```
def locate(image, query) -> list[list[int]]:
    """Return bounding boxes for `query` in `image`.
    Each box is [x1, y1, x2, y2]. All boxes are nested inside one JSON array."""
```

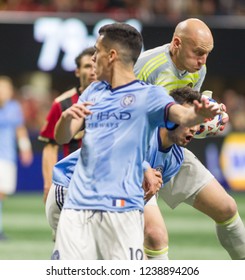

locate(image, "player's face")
[[75, 55, 97, 89], [168, 104, 200, 146], [92, 36, 111, 82], [177, 37, 213, 73]]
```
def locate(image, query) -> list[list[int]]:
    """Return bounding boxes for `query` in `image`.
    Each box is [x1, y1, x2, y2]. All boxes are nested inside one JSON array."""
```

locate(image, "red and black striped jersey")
[[38, 87, 83, 157]]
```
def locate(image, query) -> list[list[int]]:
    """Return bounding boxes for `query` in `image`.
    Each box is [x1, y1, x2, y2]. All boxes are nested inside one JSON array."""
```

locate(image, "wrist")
[[18, 138, 31, 151]]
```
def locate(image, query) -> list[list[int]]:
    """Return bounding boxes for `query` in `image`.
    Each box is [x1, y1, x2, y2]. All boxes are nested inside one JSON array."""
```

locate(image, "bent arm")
[[54, 102, 93, 144]]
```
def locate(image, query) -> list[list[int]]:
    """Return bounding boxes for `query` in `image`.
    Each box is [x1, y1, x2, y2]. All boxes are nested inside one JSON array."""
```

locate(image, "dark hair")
[[98, 22, 143, 64], [75, 47, 95, 68], [169, 86, 202, 105]]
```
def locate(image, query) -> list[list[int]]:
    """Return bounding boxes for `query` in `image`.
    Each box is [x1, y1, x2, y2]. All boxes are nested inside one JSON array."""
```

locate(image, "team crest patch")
[[121, 94, 135, 107], [51, 250, 60, 260]]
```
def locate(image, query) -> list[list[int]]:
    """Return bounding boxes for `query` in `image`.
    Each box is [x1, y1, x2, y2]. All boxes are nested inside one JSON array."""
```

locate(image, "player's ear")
[[173, 36, 181, 49], [108, 49, 117, 63], [74, 68, 80, 78]]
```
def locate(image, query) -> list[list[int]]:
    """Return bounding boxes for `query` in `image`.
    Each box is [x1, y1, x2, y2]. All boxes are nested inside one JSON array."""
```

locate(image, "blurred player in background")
[[0, 76, 33, 240], [134, 18, 245, 260], [38, 47, 96, 202]]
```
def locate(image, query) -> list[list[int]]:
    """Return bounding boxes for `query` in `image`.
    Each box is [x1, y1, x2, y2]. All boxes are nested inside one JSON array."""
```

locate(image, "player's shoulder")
[[137, 80, 167, 92], [7, 99, 22, 111], [90, 81, 107, 90], [54, 87, 77, 103], [8, 99, 20, 106], [139, 44, 168, 59], [86, 81, 110, 95], [135, 44, 170, 77]]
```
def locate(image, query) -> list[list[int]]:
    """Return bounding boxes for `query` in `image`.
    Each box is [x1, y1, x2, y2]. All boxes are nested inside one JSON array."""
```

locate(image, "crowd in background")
[[1, 0, 245, 137], [0, 0, 244, 19]]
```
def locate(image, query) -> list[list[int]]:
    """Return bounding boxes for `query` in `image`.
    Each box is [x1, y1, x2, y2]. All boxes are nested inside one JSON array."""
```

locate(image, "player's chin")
[[187, 66, 200, 73], [178, 137, 191, 146]]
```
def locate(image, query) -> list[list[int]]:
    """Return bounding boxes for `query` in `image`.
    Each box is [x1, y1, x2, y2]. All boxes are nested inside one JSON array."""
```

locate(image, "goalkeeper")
[[134, 18, 243, 260]]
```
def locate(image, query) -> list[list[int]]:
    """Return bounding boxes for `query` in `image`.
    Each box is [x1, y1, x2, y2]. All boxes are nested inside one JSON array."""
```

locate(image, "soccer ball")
[[194, 97, 223, 139]]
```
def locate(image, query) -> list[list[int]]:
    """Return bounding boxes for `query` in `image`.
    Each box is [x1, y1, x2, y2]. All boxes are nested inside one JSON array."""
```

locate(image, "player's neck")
[[110, 68, 136, 89], [159, 128, 172, 149], [110, 73, 136, 88]]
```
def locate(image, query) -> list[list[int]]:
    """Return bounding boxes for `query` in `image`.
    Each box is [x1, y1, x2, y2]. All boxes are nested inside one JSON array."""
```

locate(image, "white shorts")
[[158, 148, 214, 209], [52, 209, 144, 260], [146, 194, 158, 206], [45, 183, 67, 232], [0, 160, 17, 195]]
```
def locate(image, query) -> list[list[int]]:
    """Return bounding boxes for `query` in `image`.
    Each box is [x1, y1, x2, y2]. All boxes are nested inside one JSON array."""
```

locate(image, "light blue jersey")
[[63, 80, 176, 212], [52, 149, 80, 188], [53, 129, 184, 190], [0, 100, 24, 163], [147, 128, 184, 185]]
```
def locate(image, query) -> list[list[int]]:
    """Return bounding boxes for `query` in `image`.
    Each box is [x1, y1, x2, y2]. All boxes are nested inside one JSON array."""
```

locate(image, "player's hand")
[[143, 168, 163, 202], [62, 101, 94, 120], [218, 103, 229, 132], [193, 97, 221, 119], [19, 149, 33, 166], [202, 91, 229, 132], [219, 103, 229, 123]]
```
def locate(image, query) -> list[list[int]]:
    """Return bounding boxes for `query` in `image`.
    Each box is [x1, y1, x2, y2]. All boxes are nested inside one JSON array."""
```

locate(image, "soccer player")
[[52, 22, 220, 260], [38, 47, 97, 202], [0, 76, 33, 240], [134, 18, 245, 260], [45, 149, 162, 235]]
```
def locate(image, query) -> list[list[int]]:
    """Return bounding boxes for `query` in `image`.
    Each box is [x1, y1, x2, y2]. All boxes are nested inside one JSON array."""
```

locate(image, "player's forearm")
[[54, 102, 91, 144], [168, 104, 198, 127], [54, 112, 83, 144], [54, 114, 73, 144], [16, 126, 33, 166], [16, 126, 32, 152], [169, 100, 219, 128], [42, 144, 59, 202]]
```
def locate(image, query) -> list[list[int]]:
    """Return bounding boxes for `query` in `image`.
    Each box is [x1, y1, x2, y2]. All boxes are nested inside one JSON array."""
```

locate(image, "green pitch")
[[0, 192, 245, 260]]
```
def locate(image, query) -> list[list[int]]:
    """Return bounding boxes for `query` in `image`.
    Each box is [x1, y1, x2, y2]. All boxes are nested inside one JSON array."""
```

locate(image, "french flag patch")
[[113, 199, 125, 207]]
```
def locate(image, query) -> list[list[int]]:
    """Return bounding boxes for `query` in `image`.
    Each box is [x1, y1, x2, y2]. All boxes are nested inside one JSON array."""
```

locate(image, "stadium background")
[[0, 1, 245, 259]]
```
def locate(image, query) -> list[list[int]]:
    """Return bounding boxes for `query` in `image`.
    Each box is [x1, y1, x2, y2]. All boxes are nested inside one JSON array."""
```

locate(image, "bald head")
[[169, 18, 214, 72], [174, 18, 213, 47]]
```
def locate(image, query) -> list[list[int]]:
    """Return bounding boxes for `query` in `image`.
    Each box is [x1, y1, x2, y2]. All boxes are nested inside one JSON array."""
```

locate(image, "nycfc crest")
[[121, 94, 135, 107]]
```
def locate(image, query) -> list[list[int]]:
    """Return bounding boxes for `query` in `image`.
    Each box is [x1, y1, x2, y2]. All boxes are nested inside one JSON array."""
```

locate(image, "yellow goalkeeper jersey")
[[134, 43, 206, 93]]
